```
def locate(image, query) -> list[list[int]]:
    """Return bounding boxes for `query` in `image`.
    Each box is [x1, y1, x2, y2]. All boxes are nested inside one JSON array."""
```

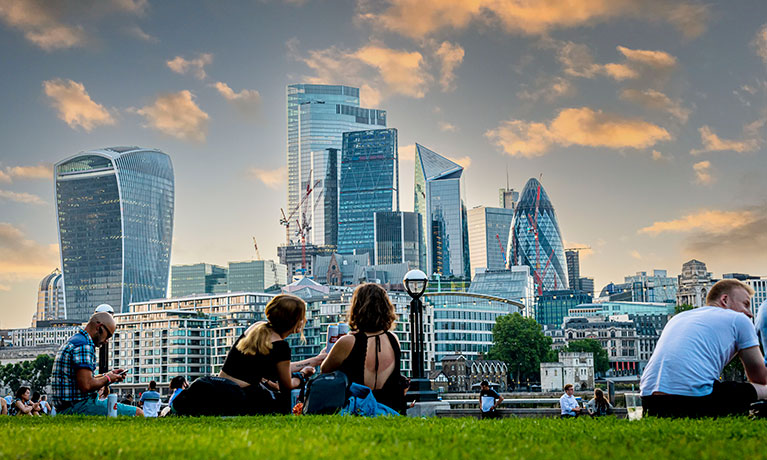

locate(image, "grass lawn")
[[1, 415, 764, 459]]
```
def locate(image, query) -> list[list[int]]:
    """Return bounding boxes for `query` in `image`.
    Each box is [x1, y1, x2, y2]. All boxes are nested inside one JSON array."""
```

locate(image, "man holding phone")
[[51, 312, 144, 416]]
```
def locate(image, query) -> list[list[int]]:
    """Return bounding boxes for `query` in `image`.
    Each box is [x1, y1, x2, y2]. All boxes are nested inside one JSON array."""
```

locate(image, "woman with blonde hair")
[[321, 283, 405, 413], [173, 294, 322, 415]]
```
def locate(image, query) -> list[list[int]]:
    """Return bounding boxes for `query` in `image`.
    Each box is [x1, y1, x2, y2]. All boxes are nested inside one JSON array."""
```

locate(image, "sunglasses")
[[99, 324, 113, 340]]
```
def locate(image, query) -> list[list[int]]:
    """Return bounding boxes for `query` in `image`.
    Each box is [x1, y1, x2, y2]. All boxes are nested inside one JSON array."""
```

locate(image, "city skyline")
[[1, 1, 767, 328]]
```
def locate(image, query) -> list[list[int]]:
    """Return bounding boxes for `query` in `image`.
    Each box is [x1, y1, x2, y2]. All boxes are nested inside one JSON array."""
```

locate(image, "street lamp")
[[95, 304, 114, 374], [403, 269, 437, 402]]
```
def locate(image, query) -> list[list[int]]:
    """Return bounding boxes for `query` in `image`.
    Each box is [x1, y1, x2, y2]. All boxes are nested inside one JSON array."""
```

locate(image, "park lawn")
[[0, 415, 764, 459]]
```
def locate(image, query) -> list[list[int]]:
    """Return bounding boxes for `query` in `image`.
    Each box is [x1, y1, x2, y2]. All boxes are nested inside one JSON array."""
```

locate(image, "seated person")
[[140, 381, 162, 417], [641, 279, 767, 418], [9, 387, 40, 416], [585, 388, 613, 416], [38, 395, 51, 415], [559, 384, 582, 417], [51, 312, 143, 416], [0, 397, 6, 415], [168, 376, 188, 406], [478, 380, 504, 419], [321, 283, 406, 414], [175, 294, 320, 415]]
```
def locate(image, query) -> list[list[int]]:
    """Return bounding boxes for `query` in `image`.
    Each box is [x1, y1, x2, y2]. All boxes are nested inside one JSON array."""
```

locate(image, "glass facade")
[[622, 270, 678, 303], [508, 178, 568, 295], [373, 211, 421, 267], [468, 266, 536, 315], [535, 290, 592, 327], [56, 147, 174, 320], [286, 84, 386, 247], [171, 263, 228, 297], [36, 268, 65, 324], [227, 260, 288, 292], [414, 144, 467, 277], [338, 128, 399, 256], [568, 301, 675, 318], [467, 206, 514, 277]]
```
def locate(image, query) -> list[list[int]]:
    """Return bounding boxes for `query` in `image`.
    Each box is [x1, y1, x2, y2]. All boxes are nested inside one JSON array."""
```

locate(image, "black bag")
[[172, 376, 247, 416], [303, 371, 349, 414]]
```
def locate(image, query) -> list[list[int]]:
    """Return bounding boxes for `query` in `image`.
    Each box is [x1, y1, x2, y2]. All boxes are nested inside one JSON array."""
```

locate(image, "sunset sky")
[[1, 0, 766, 328]]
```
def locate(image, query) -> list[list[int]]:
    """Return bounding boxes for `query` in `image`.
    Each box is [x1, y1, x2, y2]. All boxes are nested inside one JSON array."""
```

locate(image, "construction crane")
[[495, 233, 507, 266], [565, 246, 592, 252], [279, 173, 324, 275], [252, 237, 261, 260]]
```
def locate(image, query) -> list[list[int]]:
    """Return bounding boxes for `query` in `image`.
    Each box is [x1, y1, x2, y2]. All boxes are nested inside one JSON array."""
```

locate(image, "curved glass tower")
[[55, 147, 174, 321], [508, 178, 568, 295]]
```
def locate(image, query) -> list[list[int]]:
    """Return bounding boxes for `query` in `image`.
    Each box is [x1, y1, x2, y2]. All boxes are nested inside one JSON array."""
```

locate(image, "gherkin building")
[[507, 178, 568, 294]]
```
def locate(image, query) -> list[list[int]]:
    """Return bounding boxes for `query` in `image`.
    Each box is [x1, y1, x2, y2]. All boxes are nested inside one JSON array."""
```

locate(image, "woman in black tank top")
[[321, 284, 406, 413]]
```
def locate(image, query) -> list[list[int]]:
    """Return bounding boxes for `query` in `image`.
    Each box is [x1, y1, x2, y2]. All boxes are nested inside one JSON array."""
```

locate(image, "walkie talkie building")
[[55, 147, 174, 321]]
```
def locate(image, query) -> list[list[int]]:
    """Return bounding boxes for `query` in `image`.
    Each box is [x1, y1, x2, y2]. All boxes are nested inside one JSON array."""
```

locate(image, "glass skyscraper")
[[467, 206, 515, 277], [171, 263, 228, 297], [338, 128, 398, 256], [508, 177, 568, 295], [286, 84, 386, 247], [373, 211, 421, 267], [55, 147, 174, 321], [414, 144, 467, 277]]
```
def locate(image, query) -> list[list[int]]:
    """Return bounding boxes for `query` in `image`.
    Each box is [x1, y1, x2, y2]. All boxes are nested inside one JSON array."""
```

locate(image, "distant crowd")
[[5, 278, 767, 419]]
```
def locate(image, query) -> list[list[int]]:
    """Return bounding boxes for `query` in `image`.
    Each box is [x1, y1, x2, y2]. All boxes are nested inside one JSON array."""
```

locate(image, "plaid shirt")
[[51, 328, 97, 407]]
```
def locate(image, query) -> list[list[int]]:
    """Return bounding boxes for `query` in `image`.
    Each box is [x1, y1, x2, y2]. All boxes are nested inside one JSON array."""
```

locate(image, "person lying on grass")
[[51, 312, 143, 416], [174, 294, 323, 416], [641, 279, 767, 418]]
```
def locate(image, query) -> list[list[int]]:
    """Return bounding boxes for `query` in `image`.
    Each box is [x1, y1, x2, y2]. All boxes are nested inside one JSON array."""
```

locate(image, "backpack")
[[303, 371, 349, 414]]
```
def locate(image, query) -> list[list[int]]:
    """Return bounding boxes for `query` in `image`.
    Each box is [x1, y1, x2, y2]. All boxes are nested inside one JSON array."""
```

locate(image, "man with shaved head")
[[51, 312, 143, 416]]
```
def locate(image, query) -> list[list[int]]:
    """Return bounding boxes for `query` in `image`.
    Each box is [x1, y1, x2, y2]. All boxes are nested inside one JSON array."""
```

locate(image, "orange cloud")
[[249, 167, 287, 189], [517, 76, 574, 102], [620, 89, 690, 122], [447, 156, 471, 169], [352, 45, 428, 98], [0, 189, 46, 205], [690, 126, 759, 155], [557, 42, 676, 81], [167, 53, 213, 80], [651, 150, 672, 162], [486, 107, 670, 158], [358, 0, 708, 39], [435, 41, 465, 92], [693, 160, 714, 185], [213, 82, 261, 116], [617, 46, 677, 68], [136, 90, 209, 142], [438, 121, 457, 132], [638, 209, 755, 235], [0, 223, 59, 282], [42, 79, 115, 131], [5, 164, 51, 180]]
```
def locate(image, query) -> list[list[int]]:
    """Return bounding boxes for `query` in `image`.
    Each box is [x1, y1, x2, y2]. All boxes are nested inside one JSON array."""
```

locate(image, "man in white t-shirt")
[[559, 383, 582, 417], [140, 381, 162, 418], [640, 279, 767, 418]]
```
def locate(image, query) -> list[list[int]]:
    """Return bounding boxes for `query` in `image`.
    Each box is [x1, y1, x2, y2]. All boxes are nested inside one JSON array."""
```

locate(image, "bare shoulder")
[[335, 334, 356, 348]]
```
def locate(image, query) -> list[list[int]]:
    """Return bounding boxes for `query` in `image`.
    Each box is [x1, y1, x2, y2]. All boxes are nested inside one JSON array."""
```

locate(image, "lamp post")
[[95, 304, 114, 374], [403, 269, 437, 402]]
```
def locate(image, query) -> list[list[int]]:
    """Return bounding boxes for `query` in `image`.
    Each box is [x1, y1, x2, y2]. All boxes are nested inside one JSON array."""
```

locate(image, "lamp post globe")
[[403, 269, 437, 403]]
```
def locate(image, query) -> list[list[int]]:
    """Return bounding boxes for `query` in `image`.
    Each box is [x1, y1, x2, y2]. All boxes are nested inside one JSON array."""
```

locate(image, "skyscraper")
[[508, 178, 568, 294], [373, 211, 421, 267], [286, 84, 386, 247], [565, 249, 580, 290], [338, 128, 399, 256], [55, 147, 174, 320], [467, 206, 514, 277], [414, 144, 467, 277], [171, 263, 228, 297], [35, 268, 65, 325]]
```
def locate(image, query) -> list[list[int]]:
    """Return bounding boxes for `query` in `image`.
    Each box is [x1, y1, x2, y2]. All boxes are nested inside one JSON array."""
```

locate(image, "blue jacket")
[[340, 383, 400, 417]]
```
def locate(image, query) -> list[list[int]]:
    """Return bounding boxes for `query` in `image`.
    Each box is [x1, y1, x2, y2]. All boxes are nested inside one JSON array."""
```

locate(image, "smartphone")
[[116, 369, 129, 376]]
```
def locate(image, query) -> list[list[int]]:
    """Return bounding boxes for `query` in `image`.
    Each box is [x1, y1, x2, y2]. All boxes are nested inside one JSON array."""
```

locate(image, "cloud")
[[42, 79, 115, 131], [435, 41, 464, 92], [639, 206, 767, 260], [447, 156, 471, 169], [690, 126, 759, 155], [557, 42, 676, 82], [0, 223, 59, 282], [651, 150, 672, 161], [357, 0, 709, 39], [693, 160, 714, 185], [485, 107, 671, 158], [249, 167, 287, 189], [0, 0, 147, 51], [517, 76, 574, 102], [124, 25, 157, 42], [135, 91, 209, 142], [438, 121, 457, 132], [0, 164, 52, 183], [752, 24, 767, 66], [620, 89, 690, 123], [0, 190, 46, 205], [630, 250, 642, 260], [167, 53, 213, 80], [212, 82, 261, 115], [638, 209, 754, 235], [290, 41, 430, 104]]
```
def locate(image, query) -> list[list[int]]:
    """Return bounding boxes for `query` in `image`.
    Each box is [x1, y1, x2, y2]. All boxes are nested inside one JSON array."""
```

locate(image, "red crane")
[[495, 233, 507, 267], [280, 175, 321, 274]]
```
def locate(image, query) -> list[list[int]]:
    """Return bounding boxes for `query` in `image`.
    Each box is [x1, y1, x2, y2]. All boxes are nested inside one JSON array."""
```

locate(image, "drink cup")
[[107, 393, 118, 417], [338, 322, 349, 336]]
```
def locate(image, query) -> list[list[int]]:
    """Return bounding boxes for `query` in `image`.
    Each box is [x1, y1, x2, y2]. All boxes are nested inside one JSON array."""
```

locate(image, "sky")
[[0, 0, 766, 329]]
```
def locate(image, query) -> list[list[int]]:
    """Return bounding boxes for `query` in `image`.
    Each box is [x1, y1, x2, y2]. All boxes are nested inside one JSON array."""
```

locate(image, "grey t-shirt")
[[640, 306, 758, 397]]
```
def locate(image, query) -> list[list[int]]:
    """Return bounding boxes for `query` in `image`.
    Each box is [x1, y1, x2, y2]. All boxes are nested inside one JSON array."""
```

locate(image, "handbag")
[[302, 371, 349, 414]]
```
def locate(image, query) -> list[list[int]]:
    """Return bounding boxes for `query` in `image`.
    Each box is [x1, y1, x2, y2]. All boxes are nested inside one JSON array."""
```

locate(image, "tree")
[[563, 338, 610, 375], [488, 313, 552, 383], [0, 354, 54, 392], [674, 304, 694, 316]]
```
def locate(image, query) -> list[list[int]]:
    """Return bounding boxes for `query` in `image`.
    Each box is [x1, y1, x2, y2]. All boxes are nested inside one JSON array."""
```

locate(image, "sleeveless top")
[[221, 335, 291, 386], [338, 331, 405, 414]]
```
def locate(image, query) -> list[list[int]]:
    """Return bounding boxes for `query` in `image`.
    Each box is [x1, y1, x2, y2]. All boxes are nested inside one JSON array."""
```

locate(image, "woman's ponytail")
[[236, 321, 273, 355]]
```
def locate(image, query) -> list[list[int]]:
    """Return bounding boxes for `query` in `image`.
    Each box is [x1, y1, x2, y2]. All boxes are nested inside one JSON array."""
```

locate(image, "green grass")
[[1, 416, 764, 459]]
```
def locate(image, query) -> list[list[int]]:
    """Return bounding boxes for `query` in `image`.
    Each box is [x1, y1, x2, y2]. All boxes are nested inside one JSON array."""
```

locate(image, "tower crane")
[[279, 173, 324, 275], [252, 237, 262, 260]]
